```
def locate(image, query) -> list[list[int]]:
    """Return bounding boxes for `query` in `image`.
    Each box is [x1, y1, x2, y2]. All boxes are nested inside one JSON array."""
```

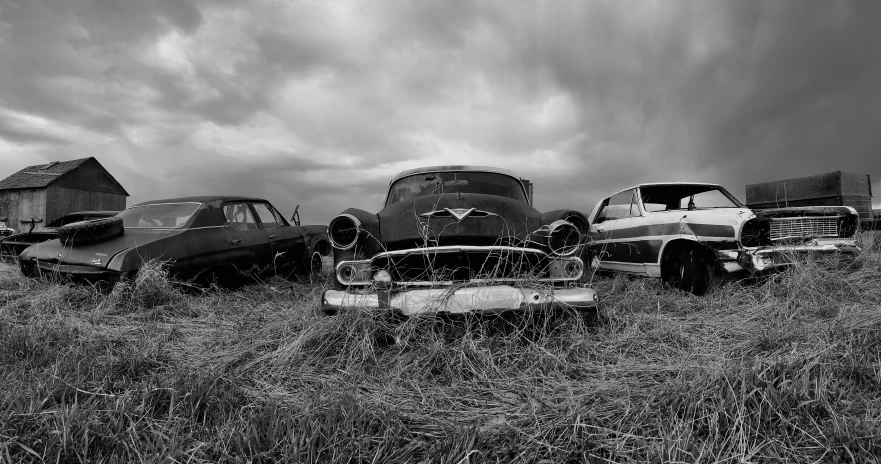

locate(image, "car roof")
[[389, 165, 520, 184], [64, 210, 119, 217], [132, 196, 265, 207], [606, 182, 724, 198]]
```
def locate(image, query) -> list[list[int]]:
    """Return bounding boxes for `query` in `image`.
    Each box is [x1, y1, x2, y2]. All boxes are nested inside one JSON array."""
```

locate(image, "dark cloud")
[[0, 0, 879, 225]]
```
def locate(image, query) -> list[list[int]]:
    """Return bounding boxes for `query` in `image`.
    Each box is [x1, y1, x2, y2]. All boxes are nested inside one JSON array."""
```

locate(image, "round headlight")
[[548, 220, 582, 256], [338, 263, 357, 283], [328, 214, 360, 250]]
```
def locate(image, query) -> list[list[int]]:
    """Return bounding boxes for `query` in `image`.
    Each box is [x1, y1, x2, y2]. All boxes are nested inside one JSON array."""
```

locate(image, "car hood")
[[19, 229, 186, 268], [377, 193, 541, 250]]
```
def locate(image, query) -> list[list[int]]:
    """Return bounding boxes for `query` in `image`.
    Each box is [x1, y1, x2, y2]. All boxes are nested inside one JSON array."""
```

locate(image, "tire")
[[310, 251, 323, 275], [58, 217, 124, 246], [663, 244, 714, 295]]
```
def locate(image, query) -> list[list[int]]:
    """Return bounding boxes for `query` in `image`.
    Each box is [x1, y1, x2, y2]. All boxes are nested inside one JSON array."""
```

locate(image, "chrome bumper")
[[321, 284, 599, 316], [713, 240, 861, 274]]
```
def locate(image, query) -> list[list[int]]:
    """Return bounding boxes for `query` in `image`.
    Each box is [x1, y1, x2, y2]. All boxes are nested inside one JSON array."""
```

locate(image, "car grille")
[[769, 217, 838, 241], [371, 246, 549, 283]]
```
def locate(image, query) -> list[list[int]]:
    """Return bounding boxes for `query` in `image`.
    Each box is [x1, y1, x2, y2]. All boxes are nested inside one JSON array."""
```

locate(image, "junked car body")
[[0, 211, 119, 257], [321, 165, 598, 316], [19, 196, 329, 286], [588, 183, 861, 294]]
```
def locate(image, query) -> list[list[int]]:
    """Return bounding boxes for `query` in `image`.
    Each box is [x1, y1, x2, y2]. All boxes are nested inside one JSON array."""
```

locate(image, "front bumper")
[[712, 240, 861, 274], [321, 284, 599, 316]]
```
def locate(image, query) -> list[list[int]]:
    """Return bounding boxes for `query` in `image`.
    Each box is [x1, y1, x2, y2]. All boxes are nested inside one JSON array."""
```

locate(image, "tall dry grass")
[[0, 239, 879, 462]]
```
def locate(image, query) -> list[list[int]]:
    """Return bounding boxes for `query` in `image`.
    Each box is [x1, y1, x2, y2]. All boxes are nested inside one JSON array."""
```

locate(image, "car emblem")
[[420, 208, 498, 222]]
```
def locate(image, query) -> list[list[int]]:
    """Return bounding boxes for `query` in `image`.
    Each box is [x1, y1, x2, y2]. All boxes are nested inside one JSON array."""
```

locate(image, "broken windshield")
[[386, 172, 527, 205]]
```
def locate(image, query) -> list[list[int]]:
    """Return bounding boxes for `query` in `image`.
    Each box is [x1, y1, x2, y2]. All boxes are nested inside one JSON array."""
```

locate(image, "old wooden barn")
[[0, 157, 128, 233]]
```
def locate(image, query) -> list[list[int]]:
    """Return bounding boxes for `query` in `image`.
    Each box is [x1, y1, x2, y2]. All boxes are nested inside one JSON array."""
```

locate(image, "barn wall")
[[0, 189, 48, 232], [52, 158, 127, 196], [45, 187, 127, 225]]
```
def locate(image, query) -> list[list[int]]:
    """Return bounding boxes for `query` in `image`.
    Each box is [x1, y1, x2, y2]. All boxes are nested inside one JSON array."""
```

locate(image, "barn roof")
[[0, 157, 129, 195]]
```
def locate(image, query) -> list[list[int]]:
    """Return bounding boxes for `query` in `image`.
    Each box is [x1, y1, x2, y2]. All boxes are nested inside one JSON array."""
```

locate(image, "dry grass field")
[[1, 233, 879, 463]]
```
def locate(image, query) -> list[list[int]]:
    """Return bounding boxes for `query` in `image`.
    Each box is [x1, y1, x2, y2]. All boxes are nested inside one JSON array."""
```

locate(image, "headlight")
[[547, 220, 582, 256], [328, 214, 360, 250]]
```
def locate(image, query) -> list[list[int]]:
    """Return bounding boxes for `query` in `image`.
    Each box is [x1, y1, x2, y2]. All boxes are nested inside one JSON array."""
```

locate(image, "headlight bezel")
[[328, 214, 361, 250], [547, 220, 582, 256]]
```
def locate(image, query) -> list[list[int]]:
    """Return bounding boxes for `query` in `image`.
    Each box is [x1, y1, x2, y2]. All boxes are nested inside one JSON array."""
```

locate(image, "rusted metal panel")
[[746, 171, 873, 225]]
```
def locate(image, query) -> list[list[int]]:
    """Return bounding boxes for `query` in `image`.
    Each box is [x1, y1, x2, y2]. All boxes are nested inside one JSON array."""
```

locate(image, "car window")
[[118, 203, 201, 229], [387, 172, 527, 205], [678, 189, 738, 209], [596, 189, 638, 222], [224, 203, 258, 232], [252, 203, 280, 228]]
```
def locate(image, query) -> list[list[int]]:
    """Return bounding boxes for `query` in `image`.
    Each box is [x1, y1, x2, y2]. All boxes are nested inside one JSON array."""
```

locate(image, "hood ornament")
[[420, 208, 498, 222]]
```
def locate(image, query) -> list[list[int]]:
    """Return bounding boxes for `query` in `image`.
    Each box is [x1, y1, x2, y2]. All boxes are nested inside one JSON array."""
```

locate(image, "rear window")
[[118, 203, 201, 229], [387, 172, 527, 205]]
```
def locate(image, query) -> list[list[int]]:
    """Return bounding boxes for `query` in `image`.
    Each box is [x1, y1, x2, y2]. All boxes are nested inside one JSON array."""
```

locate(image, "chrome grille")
[[769, 217, 838, 241]]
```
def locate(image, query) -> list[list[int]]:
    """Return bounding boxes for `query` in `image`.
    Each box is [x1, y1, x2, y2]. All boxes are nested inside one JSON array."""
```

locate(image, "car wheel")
[[310, 251, 323, 275], [58, 217, 124, 246], [663, 244, 714, 295]]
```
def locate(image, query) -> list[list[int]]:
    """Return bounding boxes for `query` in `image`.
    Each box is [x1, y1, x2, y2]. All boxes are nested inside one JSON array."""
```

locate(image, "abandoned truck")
[[588, 183, 861, 295], [321, 165, 598, 315], [18, 196, 329, 286]]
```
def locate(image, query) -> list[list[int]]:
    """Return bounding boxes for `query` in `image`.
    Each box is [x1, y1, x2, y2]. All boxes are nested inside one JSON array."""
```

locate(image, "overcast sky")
[[1, 0, 879, 223]]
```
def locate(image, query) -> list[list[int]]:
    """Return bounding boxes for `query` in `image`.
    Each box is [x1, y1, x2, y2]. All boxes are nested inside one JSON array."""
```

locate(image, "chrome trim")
[[335, 251, 584, 287], [372, 245, 548, 259], [545, 220, 582, 256], [328, 214, 361, 250], [321, 285, 598, 315], [419, 208, 499, 221]]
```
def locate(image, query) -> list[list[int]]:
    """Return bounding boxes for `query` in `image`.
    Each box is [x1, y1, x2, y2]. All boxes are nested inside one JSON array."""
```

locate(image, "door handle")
[[230, 239, 241, 245], [268, 235, 277, 239]]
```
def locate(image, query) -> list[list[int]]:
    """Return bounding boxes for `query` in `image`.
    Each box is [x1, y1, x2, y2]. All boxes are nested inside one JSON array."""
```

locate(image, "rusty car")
[[18, 196, 329, 286], [321, 165, 599, 316], [1, 210, 119, 257], [587, 182, 861, 294]]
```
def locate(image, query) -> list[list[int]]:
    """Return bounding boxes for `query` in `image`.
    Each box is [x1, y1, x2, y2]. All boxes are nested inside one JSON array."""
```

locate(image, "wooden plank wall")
[[0, 189, 48, 232], [45, 187, 127, 225]]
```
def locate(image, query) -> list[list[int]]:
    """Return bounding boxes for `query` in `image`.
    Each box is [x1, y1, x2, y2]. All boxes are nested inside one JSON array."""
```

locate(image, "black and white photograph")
[[0, 0, 879, 462]]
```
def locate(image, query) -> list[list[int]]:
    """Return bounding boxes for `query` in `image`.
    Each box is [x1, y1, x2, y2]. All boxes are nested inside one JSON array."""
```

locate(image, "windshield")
[[118, 203, 201, 228], [640, 185, 743, 211], [386, 172, 527, 205]]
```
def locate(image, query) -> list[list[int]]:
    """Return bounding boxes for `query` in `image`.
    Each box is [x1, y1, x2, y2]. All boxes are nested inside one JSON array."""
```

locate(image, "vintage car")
[[587, 182, 861, 294], [0, 211, 119, 257], [0, 218, 13, 238], [18, 196, 329, 286], [321, 165, 599, 316]]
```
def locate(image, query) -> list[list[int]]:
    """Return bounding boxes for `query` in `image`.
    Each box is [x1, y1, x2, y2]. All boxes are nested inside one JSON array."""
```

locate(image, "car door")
[[588, 189, 648, 274], [250, 201, 306, 277], [222, 202, 272, 278]]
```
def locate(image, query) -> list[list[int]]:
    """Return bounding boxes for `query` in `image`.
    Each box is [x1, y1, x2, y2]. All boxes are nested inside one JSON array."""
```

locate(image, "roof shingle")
[[0, 158, 93, 190]]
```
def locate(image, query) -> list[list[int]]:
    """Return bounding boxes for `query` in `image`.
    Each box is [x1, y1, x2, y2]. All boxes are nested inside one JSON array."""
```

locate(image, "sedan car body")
[[588, 183, 861, 294], [321, 166, 598, 316], [19, 196, 328, 286], [0, 211, 119, 257]]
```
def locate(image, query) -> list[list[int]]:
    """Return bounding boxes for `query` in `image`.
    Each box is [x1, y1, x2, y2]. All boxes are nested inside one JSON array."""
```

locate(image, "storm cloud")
[[1, 0, 879, 223]]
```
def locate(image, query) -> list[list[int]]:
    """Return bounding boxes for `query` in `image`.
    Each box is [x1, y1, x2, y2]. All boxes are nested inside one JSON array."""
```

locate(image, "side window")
[[252, 203, 280, 228], [597, 189, 638, 221], [223, 203, 257, 232]]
